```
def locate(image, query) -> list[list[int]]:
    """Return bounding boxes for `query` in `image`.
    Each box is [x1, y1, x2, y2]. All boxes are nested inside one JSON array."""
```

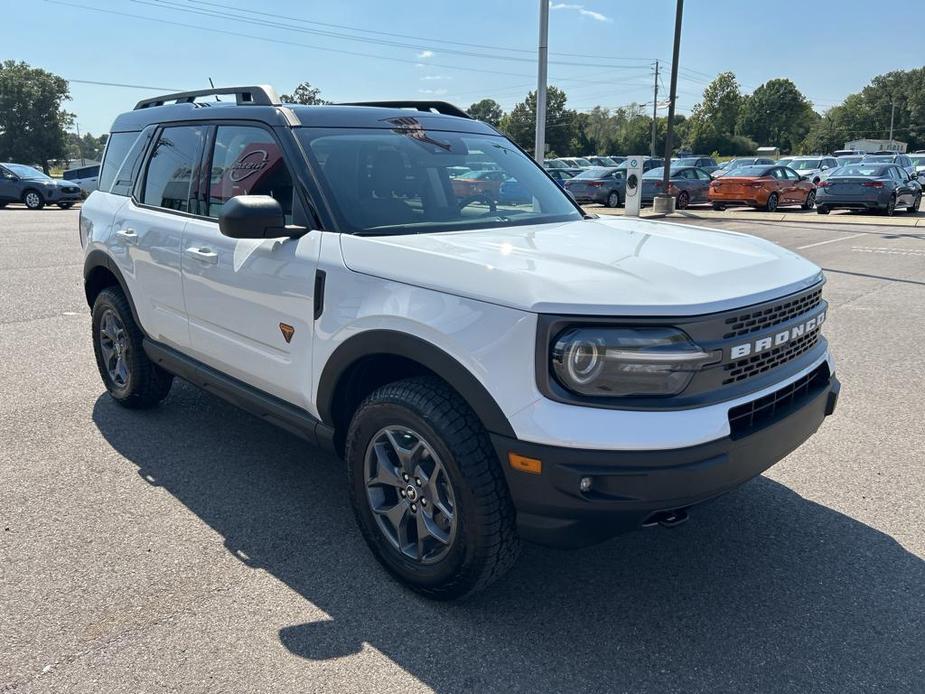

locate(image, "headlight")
[[551, 327, 716, 397]]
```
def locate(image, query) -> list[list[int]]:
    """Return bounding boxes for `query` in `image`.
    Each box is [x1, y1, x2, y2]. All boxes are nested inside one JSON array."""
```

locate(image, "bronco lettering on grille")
[[729, 310, 826, 360]]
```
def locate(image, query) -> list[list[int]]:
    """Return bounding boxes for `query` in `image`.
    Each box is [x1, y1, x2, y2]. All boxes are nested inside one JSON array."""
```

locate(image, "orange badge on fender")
[[279, 323, 295, 343]]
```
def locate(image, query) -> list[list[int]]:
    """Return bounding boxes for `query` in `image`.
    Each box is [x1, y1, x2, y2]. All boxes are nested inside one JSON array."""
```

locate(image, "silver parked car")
[[816, 162, 921, 215], [641, 166, 713, 208]]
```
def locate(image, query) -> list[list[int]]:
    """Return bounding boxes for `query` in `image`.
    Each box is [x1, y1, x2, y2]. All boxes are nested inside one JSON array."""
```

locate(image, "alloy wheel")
[[767, 194, 778, 212], [677, 191, 689, 209], [98, 308, 129, 389], [25, 192, 41, 209], [364, 426, 458, 564]]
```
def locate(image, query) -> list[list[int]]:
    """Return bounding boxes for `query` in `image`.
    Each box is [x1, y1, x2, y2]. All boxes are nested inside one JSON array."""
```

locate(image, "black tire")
[[883, 195, 896, 216], [91, 287, 173, 409], [711, 202, 726, 211], [22, 189, 45, 210], [764, 192, 779, 212], [801, 190, 816, 210], [676, 191, 690, 210], [346, 376, 520, 600], [817, 205, 830, 215], [57, 202, 74, 209], [0, 202, 7, 209], [605, 190, 620, 208], [908, 194, 921, 214]]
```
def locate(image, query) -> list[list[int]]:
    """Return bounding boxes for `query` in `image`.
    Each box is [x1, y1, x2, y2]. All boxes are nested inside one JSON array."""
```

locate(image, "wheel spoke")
[[385, 429, 425, 473], [421, 508, 450, 545], [115, 357, 128, 385], [375, 499, 410, 541], [367, 443, 403, 489]]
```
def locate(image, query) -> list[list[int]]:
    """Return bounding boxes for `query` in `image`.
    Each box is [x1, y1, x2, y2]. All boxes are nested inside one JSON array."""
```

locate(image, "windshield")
[[863, 155, 894, 162], [790, 159, 821, 169], [545, 159, 567, 169], [574, 158, 593, 167], [673, 158, 699, 166], [908, 155, 925, 166], [837, 156, 864, 165], [297, 128, 581, 235], [727, 166, 771, 177], [776, 159, 793, 167], [832, 165, 888, 177], [574, 167, 617, 179], [5, 164, 51, 180]]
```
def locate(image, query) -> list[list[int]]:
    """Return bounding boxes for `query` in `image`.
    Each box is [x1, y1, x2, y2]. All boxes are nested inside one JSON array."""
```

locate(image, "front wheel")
[[883, 195, 896, 216], [92, 287, 173, 408], [764, 192, 779, 212], [22, 190, 45, 210], [817, 205, 830, 215], [346, 377, 520, 600], [801, 190, 816, 210], [605, 191, 620, 208], [908, 194, 921, 214], [711, 202, 726, 211]]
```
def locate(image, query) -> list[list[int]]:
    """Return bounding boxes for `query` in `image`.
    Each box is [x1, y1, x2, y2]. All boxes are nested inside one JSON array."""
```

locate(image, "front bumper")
[[492, 366, 839, 548]]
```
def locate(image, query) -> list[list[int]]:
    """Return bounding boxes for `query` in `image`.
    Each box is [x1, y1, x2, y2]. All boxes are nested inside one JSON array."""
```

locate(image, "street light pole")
[[534, 0, 549, 163], [654, 0, 684, 215], [889, 98, 896, 146], [650, 60, 659, 159]]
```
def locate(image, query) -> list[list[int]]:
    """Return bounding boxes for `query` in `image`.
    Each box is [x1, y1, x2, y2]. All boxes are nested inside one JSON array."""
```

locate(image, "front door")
[[181, 124, 321, 408], [0, 166, 18, 202]]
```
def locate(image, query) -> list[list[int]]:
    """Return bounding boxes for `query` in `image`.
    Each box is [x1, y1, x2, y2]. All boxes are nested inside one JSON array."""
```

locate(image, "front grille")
[[728, 363, 829, 437], [722, 288, 822, 339], [722, 330, 820, 385]]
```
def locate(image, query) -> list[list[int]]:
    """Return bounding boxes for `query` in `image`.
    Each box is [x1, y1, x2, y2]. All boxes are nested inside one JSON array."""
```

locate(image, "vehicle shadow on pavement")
[[93, 382, 924, 693]]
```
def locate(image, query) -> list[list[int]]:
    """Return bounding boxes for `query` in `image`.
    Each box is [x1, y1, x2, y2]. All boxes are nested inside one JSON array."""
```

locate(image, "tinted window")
[[110, 126, 155, 197], [575, 167, 617, 179], [298, 128, 581, 235], [99, 133, 140, 193], [784, 168, 801, 180], [733, 166, 772, 177], [208, 125, 294, 221], [694, 168, 712, 181], [142, 126, 204, 212]]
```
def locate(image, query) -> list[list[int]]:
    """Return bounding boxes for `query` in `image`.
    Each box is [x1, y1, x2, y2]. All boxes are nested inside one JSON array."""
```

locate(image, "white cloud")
[[421, 75, 451, 81], [418, 88, 448, 95], [416, 50, 434, 59], [549, 3, 611, 22]]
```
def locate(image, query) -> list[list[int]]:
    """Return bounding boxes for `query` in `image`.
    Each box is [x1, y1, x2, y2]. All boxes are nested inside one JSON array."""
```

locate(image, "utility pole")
[[75, 121, 84, 167], [650, 61, 659, 158], [654, 0, 684, 214], [888, 98, 896, 146], [534, 0, 549, 163]]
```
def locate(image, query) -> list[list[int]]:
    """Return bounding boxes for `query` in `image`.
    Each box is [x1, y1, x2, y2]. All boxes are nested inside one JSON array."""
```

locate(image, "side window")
[[208, 125, 294, 221], [695, 169, 711, 181], [142, 125, 204, 212], [99, 132, 140, 193], [786, 168, 801, 180], [770, 168, 786, 180], [110, 126, 155, 197]]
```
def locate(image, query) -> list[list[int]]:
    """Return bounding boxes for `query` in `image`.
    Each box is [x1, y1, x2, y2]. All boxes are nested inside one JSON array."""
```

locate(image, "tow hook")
[[642, 509, 690, 529]]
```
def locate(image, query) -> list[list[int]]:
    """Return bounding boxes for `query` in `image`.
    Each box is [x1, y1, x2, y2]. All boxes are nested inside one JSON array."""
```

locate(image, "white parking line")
[[797, 232, 866, 250]]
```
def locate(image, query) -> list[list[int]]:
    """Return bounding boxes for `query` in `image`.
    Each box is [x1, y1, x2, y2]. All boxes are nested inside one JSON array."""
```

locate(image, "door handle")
[[116, 228, 138, 245], [185, 247, 218, 264]]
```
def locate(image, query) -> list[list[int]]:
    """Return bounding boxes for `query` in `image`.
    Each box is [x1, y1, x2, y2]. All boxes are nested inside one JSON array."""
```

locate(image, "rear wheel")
[[908, 194, 921, 214], [711, 202, 726, 211], [801, 190, 816, 210], [92, 287, 173, 408], [22, 190, 44, 210], [606, 190, 620, 208], [764, 192, 779, 212], [676, 190, 690, 210], [346, 376, 519, 600], [883, 195, 896, 216]]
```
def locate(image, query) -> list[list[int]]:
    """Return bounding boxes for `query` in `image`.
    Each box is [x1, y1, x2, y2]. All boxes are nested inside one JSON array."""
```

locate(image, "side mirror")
[[219, 195, 290, 239]]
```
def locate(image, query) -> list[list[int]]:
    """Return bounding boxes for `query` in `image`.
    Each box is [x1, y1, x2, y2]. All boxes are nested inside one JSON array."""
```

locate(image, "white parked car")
[[62, 163, 100, 197], [777, 156, 840, 183], [80, 86, 840, 599]]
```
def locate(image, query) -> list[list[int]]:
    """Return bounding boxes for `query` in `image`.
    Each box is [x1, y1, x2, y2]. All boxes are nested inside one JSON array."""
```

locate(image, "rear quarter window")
[[99, 132, 139, 193]]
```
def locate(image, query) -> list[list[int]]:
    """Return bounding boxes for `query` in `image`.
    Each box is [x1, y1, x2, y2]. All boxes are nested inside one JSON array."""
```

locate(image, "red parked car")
[[708, 165, 816, 212]]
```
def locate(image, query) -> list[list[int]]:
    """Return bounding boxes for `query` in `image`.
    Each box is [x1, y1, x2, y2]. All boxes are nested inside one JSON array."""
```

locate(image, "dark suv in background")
[[0, 163, 83, 209]]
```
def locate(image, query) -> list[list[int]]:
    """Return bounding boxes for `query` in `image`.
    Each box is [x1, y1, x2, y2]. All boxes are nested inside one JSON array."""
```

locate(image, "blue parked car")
[[816, 162, 921, 215]]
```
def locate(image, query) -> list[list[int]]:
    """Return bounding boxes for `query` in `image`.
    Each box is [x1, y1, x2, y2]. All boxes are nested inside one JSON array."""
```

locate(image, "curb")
[[586, 206, 925, 228]]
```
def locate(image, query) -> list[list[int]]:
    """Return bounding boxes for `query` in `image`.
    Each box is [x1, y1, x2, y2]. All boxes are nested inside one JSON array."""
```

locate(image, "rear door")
[[181, 123, 321, 408], [691, 167, 712, 202], [890, 166, 913, 206]]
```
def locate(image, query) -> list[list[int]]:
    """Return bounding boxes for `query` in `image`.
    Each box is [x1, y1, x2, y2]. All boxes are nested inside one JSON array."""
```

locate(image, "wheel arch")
[[83, 250, 143, 330], [317, 330, 516, 453]]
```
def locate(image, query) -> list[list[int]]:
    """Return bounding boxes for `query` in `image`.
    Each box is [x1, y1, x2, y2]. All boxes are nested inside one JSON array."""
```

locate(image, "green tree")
[[281, 82, 328, 105], [67, 131, 108, 163], [466, 98, 504, 126], [505, 86, 578, 156], [685, 72, 747, 154], [737, 79, 817, 154], [0, 61, 72, 172]]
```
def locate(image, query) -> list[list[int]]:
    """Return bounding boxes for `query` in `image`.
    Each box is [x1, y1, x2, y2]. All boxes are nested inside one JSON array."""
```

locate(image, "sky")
[[2, 0, 921, 136]]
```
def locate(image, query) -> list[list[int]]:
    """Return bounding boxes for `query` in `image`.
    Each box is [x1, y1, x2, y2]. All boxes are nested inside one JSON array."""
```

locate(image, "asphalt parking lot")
[[1, 208, 923, 693]]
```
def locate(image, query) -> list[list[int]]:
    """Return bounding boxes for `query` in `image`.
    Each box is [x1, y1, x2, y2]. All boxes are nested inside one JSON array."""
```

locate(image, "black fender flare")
[[83, 249, 144, 329], [316, 329, 516, 438]]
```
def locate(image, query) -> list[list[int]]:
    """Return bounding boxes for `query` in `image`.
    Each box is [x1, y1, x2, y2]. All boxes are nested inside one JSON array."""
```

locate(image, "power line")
[[67, 78, 183, 91]]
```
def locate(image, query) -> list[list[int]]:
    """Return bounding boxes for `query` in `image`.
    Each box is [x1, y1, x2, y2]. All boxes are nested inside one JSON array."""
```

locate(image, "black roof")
[[110, 86, 495, 135]]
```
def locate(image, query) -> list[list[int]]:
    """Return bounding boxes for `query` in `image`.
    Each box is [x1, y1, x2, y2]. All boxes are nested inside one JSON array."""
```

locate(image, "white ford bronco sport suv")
[[80, 86, 839, 599]]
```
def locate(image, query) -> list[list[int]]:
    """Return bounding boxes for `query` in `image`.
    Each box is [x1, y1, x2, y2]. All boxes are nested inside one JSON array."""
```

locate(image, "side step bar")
[[143, 339, 336, 453]]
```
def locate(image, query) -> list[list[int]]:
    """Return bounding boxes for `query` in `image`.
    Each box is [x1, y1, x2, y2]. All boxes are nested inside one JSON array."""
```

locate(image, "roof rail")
[[337, 100, 471, 119], [134, 85, 281, 110]]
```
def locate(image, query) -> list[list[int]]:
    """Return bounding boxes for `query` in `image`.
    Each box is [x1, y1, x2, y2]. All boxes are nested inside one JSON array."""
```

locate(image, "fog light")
[[579, 476, 593, 492]]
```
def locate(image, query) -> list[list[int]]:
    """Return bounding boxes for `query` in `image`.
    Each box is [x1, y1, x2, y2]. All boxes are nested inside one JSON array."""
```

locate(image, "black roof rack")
[[134, 85, 281, 110], [337, 100, 471, 119]]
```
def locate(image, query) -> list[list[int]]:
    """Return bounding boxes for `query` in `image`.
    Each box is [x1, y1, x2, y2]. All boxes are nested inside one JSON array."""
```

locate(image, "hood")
[[339, 217, 822, 316]]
